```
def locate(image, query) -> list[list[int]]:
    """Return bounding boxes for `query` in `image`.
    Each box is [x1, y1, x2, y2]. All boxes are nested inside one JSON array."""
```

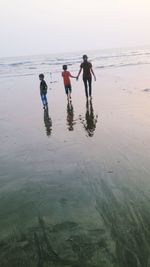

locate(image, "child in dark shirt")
[[62, 65, 76, 101], [39, 73, 48, 109]]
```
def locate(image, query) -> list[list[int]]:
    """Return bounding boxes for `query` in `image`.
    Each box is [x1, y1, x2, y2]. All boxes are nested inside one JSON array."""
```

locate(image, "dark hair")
[[83, 55, 88, 60], [39, 73, 44, 79], [63, 65, 67, 70]]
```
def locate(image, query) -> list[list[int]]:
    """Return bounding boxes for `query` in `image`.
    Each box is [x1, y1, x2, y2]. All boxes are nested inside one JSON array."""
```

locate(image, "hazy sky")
[[0, 0, 150, 57]]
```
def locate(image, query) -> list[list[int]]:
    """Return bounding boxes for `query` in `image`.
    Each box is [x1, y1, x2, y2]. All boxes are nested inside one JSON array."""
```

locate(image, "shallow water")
[[1, 51, 150, 266]]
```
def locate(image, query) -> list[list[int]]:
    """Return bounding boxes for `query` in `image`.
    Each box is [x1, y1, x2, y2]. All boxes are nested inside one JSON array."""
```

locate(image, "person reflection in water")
[[67, 101, 75, 131], [80, 100, 98, 137], [43, 105, 52, 136]]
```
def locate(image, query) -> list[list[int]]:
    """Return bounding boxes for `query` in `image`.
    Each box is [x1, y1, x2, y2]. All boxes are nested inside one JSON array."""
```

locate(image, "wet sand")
[[1, 65, 150, 266]]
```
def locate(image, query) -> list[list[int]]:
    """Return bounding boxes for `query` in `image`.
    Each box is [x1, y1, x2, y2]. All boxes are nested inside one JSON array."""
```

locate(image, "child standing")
[[62, 65, 76, 101], [39, 73, 48, 109]]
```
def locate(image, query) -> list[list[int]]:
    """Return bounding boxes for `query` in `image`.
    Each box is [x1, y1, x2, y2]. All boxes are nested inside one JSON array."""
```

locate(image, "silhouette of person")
[[66, 101, 75, 131], [77, 55, 96, 100], [43, 105, 52, 136], [80, 100, 98, 137]]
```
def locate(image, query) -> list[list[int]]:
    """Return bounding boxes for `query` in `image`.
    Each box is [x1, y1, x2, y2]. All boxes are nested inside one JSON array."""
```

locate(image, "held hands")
[[76, 76, 96, 81]]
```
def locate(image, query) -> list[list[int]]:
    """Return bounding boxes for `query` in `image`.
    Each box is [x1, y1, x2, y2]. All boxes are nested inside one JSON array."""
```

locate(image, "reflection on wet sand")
[[1, 174, 150, 267], [2, 68, 150, 267], [43, 105, 52, 136], [79, 100, 98, 137], [66, 101, 76, 131], [95, 178, 150, 267]]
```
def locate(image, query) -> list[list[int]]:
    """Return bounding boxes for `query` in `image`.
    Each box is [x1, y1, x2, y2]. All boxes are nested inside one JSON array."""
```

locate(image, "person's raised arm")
[[70, 73, 77, 79]]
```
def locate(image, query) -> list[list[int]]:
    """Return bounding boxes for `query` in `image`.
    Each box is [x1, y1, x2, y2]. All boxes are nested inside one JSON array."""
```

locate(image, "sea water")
[[1, 46, 150, 79]]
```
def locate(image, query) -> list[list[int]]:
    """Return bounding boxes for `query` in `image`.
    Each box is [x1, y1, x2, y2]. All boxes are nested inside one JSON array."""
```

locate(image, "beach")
[[1, 49, 150, 266]]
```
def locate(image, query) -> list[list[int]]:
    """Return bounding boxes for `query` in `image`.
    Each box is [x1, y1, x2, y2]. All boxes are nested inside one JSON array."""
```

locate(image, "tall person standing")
[[77, 55, 96, 100]]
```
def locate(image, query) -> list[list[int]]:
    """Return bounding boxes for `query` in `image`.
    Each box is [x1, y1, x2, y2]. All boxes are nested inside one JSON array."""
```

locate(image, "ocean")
[[1, 46, 150, 79]]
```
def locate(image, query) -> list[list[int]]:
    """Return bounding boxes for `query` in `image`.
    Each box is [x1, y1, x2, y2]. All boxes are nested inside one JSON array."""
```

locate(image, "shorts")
[[65, 84, 72, 95]]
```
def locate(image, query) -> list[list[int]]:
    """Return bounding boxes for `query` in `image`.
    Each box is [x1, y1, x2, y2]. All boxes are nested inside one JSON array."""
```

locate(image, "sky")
[[0, 0, 150, 57]]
